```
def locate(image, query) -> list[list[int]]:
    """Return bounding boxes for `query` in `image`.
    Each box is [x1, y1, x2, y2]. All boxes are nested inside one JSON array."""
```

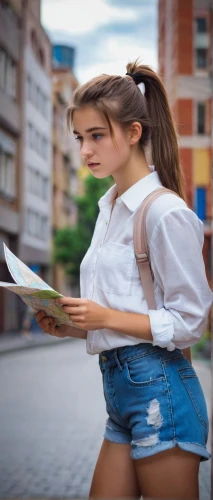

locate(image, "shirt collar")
[[98, 168, 163, 213]]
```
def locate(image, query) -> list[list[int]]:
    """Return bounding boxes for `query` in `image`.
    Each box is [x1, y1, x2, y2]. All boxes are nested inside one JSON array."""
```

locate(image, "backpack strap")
[[133, 187, 180, 310]]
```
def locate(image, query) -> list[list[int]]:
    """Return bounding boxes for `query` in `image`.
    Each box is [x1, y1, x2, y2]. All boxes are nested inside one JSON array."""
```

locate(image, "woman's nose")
[[80, 141, 93, 157]]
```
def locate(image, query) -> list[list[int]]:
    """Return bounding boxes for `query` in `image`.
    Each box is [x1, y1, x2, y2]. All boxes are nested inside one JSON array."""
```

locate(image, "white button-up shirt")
[[80, 167, 213, 355]]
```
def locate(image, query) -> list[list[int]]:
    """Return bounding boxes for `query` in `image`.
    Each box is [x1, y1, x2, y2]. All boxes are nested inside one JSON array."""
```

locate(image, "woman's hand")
[[56, 297, 109, 331], [35, 311, 72, 338]]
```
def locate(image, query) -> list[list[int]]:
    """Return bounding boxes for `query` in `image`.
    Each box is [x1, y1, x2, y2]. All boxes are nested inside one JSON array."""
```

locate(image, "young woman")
[[36, 60, 212, 499]]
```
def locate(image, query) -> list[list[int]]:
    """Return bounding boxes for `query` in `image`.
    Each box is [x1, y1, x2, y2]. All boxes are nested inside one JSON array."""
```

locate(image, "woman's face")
[[72, 106, 131, 179]]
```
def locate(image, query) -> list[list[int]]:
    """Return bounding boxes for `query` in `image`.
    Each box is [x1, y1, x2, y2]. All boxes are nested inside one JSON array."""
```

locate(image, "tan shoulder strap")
[[133, 187, 180, 310]]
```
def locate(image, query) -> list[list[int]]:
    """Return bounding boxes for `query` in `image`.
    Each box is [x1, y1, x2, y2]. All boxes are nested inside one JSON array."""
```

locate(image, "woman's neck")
[[113, 150, 151, 198]]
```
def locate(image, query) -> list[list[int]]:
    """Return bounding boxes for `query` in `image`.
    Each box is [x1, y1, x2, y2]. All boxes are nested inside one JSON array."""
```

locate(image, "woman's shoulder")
[[146, 190, 203, 243]]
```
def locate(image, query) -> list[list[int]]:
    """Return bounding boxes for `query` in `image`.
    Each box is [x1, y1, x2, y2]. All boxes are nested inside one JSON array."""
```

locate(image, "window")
[[5, 56, 16, 99], [26, 210, 48, 239], [34, 83, 38, 106], [5, 154, 15, 197], [39, 90, 43, 112], [5, 57, 11, 94], [0, 149, 15, 198], [0, 48, 16, 98], [43, 96, 47, 117], [41, 216, 48, 239], [195, 187, 206, 221], [0, 48, 6, 89], [10, 61, 16, 98], [42, 137, 48, 159], [26, 209, 31, 234], [197, 102, 206, 134], [31, 29, 37, 53], [195, 18, 207, 34], [39, 48, 45, 67], [31, 79, 35, 105], [27, 75, 31, 101], [27, 166, 31, 190], [0, 149, 6, 193], [31, 169, 35, 193], [28, 123, 33, 148], [42, 177, 48, 200], [195, 48, 207, 69]]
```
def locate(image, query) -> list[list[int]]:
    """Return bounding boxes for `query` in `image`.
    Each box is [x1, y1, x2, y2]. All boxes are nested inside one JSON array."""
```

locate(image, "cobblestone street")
[[0, 339, 211, 498]]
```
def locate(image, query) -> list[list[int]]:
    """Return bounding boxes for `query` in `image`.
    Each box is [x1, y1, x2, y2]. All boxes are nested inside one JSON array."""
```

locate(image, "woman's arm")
[[103, 208, 212, 352], [182, 347, 192, 364], [105, 309, 153, 341], [65, 325, 87, 340]]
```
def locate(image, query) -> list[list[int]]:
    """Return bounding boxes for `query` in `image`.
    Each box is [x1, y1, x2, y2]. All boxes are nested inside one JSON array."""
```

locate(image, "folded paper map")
[[0, 243, 82, 329]]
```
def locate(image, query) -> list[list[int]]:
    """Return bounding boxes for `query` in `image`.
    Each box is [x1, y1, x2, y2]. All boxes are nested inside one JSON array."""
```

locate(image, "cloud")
[[42, 0, 138, 34], [41, 0, 158, 83]]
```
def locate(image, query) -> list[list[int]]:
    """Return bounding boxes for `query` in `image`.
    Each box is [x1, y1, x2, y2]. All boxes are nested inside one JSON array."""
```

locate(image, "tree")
[[53, 174, 114, 285]]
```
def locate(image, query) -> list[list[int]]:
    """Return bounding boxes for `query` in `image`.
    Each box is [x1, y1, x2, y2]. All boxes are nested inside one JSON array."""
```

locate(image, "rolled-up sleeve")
[[148, 208, 213, 350]]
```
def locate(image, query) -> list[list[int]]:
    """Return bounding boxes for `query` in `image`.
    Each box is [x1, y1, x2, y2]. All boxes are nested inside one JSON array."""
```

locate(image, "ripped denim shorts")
[[99, 343, 211, 461]]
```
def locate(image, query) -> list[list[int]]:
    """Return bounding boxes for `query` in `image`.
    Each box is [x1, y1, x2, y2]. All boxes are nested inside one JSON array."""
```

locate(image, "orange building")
[[52, 68, 82, 295], [158, 0, 212, 283]]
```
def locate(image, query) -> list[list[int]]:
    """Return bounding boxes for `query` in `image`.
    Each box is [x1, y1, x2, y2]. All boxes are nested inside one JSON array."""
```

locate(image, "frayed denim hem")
[[131, 439, 211, 462]]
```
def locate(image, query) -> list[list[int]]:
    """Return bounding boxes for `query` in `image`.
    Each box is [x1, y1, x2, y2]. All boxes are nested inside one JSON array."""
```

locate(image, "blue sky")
[[41, 0, 158, 84]]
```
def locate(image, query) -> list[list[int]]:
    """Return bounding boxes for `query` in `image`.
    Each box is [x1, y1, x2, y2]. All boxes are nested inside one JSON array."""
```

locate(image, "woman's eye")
[[93, 134, 102, 140], [74, 136, 82, 142]]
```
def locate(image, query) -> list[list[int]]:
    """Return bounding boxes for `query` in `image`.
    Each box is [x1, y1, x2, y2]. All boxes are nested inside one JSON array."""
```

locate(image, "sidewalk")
[[0, 334, 211, 498], [0, 331, 73, 355]]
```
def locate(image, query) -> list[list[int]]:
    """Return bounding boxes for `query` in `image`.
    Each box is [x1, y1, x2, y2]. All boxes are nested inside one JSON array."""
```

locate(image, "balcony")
[[0, 88, 20, 135], [0, 4, 21, 62]]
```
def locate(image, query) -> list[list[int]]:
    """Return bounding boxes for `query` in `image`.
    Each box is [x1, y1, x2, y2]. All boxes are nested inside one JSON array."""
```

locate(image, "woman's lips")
[[88, 163, 100, 168]]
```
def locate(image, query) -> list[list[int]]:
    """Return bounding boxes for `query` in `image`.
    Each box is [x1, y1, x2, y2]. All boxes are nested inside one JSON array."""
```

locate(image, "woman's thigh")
[[89, 438, 141, 499], [134, 447, 200, 500]]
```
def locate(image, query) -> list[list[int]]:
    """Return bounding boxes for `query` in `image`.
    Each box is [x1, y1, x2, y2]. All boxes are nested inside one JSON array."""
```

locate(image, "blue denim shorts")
[[99, 343, 211, 461]]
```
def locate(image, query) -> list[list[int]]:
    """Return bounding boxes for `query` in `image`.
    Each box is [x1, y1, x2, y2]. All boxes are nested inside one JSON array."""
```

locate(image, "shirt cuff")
[[149, 308, 176, 351]]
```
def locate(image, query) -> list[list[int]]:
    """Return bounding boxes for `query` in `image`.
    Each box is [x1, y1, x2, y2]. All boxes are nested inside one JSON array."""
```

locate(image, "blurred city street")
[[0, 339, 211, 499], [0, 0, 212, 498]]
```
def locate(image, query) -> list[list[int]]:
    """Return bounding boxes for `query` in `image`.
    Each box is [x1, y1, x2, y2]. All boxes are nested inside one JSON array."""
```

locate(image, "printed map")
[[0, 243, 80, 328]]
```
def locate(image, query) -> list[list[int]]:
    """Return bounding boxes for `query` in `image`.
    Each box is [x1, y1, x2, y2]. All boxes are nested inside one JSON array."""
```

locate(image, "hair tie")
[[125, 72, 143, 86]]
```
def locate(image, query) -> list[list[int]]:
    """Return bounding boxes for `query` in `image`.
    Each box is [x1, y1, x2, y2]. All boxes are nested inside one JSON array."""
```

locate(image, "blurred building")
[[0, 0, 53, 333], [52, 67, 82, 295], [158, 0, 212, 283], [53, 44, 75, 71], [0, 0, 22, 331], [18, 0, 52, 282]]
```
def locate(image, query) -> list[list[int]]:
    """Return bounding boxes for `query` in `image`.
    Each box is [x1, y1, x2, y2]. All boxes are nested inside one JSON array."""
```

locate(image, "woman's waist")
[[86, 329, 150, 355], [98, 340, 182, 370]]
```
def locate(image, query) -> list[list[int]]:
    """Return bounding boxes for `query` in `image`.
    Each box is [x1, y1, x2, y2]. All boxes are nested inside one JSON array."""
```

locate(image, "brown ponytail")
[[67, 59, 186, 200], [126, 60, 185, 199]]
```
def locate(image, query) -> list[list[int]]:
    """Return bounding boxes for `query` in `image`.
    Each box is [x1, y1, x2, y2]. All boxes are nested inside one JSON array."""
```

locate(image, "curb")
[[0, 336, 75, 356]]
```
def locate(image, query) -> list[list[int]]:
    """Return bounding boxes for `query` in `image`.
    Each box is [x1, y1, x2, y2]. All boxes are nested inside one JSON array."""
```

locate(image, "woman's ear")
[[129, 121, 142, 145]]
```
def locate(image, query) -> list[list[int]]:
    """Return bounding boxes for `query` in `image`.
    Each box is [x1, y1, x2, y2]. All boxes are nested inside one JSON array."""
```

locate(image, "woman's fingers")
[[35, 311, 56, 333], [62, 306, 83, 314], [35, 310, 46, 322], [35, 311, 68, 338]]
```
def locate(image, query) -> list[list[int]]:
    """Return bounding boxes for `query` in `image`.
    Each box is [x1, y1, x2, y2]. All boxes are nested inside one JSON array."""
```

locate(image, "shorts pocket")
[[125, 354, 165, 387], [96, 242, 134, 295], [179, 366, 209, 430]]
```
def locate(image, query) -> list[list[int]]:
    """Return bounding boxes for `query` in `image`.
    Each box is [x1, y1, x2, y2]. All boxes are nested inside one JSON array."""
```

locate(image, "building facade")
[[19, 0, 52, 281], [52, 67, 81, 295], [0, 0, 53, 333], [0, 0, 22, 331], [158, 0, 212, 283]]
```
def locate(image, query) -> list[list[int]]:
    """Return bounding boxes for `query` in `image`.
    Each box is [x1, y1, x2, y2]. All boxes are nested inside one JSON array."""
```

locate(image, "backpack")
[[133, 187, 179, 309], [133, 187, 186, 353]]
